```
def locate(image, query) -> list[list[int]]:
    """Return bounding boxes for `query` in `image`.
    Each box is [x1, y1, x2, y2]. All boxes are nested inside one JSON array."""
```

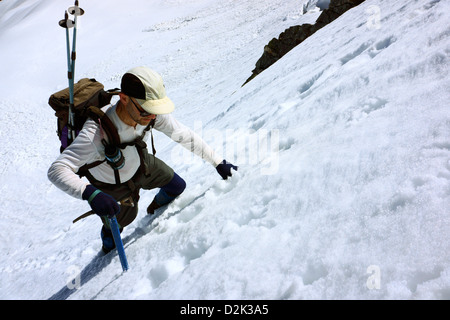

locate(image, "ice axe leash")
[[58, 1, 84, 145], [72, 196, 135, 224]]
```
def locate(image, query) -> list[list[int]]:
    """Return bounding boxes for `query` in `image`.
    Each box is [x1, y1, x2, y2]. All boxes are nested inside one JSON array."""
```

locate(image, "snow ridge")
[[0, 0, 449, 300]]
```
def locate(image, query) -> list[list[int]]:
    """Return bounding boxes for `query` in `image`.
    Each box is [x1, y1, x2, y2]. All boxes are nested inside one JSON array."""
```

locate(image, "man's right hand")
[[216, 160, 238, 180], [82, 185, 120, 218]]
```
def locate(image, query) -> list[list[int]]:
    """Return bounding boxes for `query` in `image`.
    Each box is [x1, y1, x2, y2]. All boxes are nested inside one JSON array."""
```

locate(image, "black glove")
[[216, 160, 238, 180], [82, 185, 120, 218]]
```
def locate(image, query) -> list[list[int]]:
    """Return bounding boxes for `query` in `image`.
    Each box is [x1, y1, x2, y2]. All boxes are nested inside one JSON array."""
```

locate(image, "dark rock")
[[243, 0, 365, 85]]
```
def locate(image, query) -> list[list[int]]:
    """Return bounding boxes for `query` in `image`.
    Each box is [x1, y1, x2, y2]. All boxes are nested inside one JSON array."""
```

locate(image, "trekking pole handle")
[[68, 1, 85, 17]]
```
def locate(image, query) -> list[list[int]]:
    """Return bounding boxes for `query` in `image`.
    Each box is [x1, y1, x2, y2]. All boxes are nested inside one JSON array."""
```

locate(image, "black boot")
[[146, 197, 162, 214], [146, 190, 177, 214], [101, 225, 123, 254]]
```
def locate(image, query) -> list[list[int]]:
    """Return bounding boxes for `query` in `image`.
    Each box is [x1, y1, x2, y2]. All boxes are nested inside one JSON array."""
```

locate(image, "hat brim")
[[136, 96, 175, 115]]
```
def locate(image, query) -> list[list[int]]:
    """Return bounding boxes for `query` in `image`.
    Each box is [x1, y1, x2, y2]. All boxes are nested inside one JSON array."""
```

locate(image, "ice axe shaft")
[[109, 216, 129, 272]]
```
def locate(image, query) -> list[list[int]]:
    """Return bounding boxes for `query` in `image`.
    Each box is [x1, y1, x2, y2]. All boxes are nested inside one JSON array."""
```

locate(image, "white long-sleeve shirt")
[[47, 103, 222, 199]]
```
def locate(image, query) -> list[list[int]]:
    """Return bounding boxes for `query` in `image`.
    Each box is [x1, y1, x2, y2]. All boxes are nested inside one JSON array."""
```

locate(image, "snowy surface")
[[0, 0, 449, 300]]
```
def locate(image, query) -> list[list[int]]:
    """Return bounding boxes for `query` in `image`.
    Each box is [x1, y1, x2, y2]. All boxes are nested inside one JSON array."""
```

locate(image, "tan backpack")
[[48, 78, 121, 151]]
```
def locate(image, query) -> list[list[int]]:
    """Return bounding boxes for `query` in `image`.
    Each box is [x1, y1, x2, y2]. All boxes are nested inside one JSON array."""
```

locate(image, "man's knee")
[[162, 172, 186, 196]]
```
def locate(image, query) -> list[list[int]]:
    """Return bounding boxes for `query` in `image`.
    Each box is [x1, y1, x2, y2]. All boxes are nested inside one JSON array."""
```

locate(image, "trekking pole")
[[109, 216, 129, 272], [60, 11, 72, 79], [68, 1, 84, 92], [67, 1, 84, 143], [59, 11, 76, 143], [58, 1, 84, 144]]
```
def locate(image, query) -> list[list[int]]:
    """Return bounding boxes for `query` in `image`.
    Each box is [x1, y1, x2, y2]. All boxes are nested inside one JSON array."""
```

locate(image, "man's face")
[[128, 97, 156, 126]]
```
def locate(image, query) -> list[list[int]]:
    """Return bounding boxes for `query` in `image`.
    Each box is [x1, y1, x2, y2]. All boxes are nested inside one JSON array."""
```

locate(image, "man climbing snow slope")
[[48, 66, 237, 253]]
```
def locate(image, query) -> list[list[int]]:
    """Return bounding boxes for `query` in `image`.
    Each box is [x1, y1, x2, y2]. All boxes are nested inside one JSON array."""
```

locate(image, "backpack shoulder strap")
[[148, 119, 156, 155], [86, 106, 121, 146], [116, 118, 156, 153], [77, 106, 121, 181], [77, 110, 157, 182], [90, 106, 123, 184]]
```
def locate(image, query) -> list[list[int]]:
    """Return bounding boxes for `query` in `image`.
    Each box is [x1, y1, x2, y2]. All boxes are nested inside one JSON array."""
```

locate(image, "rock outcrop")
[[243, 0, 366, 85]]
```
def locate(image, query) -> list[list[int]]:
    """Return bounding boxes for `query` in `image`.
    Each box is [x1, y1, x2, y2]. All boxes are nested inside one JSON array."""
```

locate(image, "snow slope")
[[0, 0, 449, 300]]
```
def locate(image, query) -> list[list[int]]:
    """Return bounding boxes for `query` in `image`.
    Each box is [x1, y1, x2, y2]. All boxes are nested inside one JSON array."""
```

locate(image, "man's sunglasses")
[[131, 98, 153, 117]]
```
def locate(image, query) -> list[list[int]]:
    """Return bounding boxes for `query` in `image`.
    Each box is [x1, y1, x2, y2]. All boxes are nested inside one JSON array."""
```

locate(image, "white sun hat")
[[120, 66, 175, 115]]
